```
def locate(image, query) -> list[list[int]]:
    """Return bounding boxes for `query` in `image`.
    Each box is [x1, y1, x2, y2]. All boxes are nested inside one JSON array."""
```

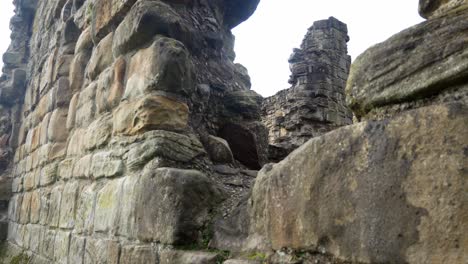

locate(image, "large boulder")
[[249, 103, 467, 264], [346, 11, 468, 118]]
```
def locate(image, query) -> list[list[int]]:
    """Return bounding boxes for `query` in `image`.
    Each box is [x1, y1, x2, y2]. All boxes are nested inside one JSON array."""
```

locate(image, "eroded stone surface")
[[346, 11, 468, 118], [262, 17, 352, 161], [249, 104, 468, 263], [419, 0, 468, 18]]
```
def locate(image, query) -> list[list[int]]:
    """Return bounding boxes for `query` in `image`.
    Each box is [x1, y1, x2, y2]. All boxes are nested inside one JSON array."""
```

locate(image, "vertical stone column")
[[262, 17, 353, 162]]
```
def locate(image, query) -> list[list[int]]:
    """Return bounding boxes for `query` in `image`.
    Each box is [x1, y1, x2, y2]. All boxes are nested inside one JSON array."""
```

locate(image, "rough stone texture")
[[346, 11, 468, 119], [419, 0, 468, 18], [2, 0, 467, 263], [0, 0, 266, 261], [250, 104, 468, 263], [262, 17, 353, 161], [160, 250, 220, 264]]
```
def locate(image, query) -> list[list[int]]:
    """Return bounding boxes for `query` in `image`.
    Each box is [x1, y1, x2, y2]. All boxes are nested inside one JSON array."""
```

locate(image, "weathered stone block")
[[92, 0, 137, 41], [119, 245, 156, 264], [30, 126, 41, 152], [75, 28, 93, 54], [12, 177, 22, 193], [48, 143, 67, 160], [204, 135, 234, 164], [38, 189, 51, 226], [116, 175, 138, 238], [87, 32, 114, 80], [75, 183, 96, 234], [54, 77, 71, 108], [107, 57, 126, 109], [67, 129, 86, 156], [160, 250, 220, 264], [28, 224, 42, 253], [119, 168, 221, 244], [54, 230, 70, 264], [53, 54, 73, 81], [124, 36, 193, 99], [29, 191, 41, 224], [91, 151, 123, 179], [69, 235, 86, 264], [2, 51, 22, 65], [95, 68, 113, 113], [249, 104, 468, 263], [125, 131, 205, 170], [84, 238, 120, 264], [113, 95, 189, 135], [8, 194, 22, 222], [23, 172, 35, 191], [346, 12, 468, 117], [419, 0, 468, 18], [47, 108, 69, 142], [94, 178, 125, 233], [58, 158, 74, 180], [223, 260, 260, 264], [72, 155, 92, 179], [75, 101, 96, 128], [112, 1, 187, 57], [84, 114, 112, 151], [41, 229, 56, 259], [19, 192, 31, 224], [70, 51, 91, 93], [67, 93, 80, 130], [39, 113, 51, 145], [40, 162, 58, 186], [59, 181, 79, 229], [39, 48, 58, 92], [47, 185, 63, 227], [224, 90, 262, 119], [35, 89, 55, 126]]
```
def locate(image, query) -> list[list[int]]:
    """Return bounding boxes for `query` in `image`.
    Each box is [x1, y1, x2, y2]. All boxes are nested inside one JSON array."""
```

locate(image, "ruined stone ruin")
[[0, 0, 466, 263], [262, 17, 353, 161]]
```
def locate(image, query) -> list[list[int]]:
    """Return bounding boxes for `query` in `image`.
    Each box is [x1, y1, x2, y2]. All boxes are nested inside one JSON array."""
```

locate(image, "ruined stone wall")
[[244, 0, 468, 263], [262, 17, 353, 161], [0, 0, 271, 263]]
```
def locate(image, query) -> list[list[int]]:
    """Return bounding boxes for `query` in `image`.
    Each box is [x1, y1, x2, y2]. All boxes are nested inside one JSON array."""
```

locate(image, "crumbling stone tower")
[[262, 17, 353, 161]]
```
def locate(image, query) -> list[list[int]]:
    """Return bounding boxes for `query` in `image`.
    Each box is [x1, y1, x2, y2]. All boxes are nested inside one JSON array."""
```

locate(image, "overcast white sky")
[[0, 1, 423, 96]]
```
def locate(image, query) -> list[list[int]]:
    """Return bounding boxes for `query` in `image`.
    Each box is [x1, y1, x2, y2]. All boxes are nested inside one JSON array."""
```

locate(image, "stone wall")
[[0, 0, 272, 263], [262, 17, 353, 161], [0, 0, 466, 263]]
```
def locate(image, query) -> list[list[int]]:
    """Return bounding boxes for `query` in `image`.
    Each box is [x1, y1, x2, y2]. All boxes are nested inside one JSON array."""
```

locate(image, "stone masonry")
[[0, 0, 467, 263], [0, 0, 268, 263], [262, 17, 353, 161]]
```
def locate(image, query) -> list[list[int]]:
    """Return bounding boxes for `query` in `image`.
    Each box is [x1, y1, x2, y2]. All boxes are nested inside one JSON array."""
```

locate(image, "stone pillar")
[[262, 17, 353, 162]]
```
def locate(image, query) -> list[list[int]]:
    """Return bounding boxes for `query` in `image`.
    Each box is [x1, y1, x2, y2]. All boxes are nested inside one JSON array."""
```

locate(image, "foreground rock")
[[249, 103, 467, 263]]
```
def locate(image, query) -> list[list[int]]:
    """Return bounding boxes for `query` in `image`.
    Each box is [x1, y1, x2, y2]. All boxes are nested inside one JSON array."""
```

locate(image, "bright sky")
[[0, 1, 424, 96]]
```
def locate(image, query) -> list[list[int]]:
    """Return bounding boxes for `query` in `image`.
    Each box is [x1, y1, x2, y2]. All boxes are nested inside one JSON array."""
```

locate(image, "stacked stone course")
[[0, 0, 268, 263]]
